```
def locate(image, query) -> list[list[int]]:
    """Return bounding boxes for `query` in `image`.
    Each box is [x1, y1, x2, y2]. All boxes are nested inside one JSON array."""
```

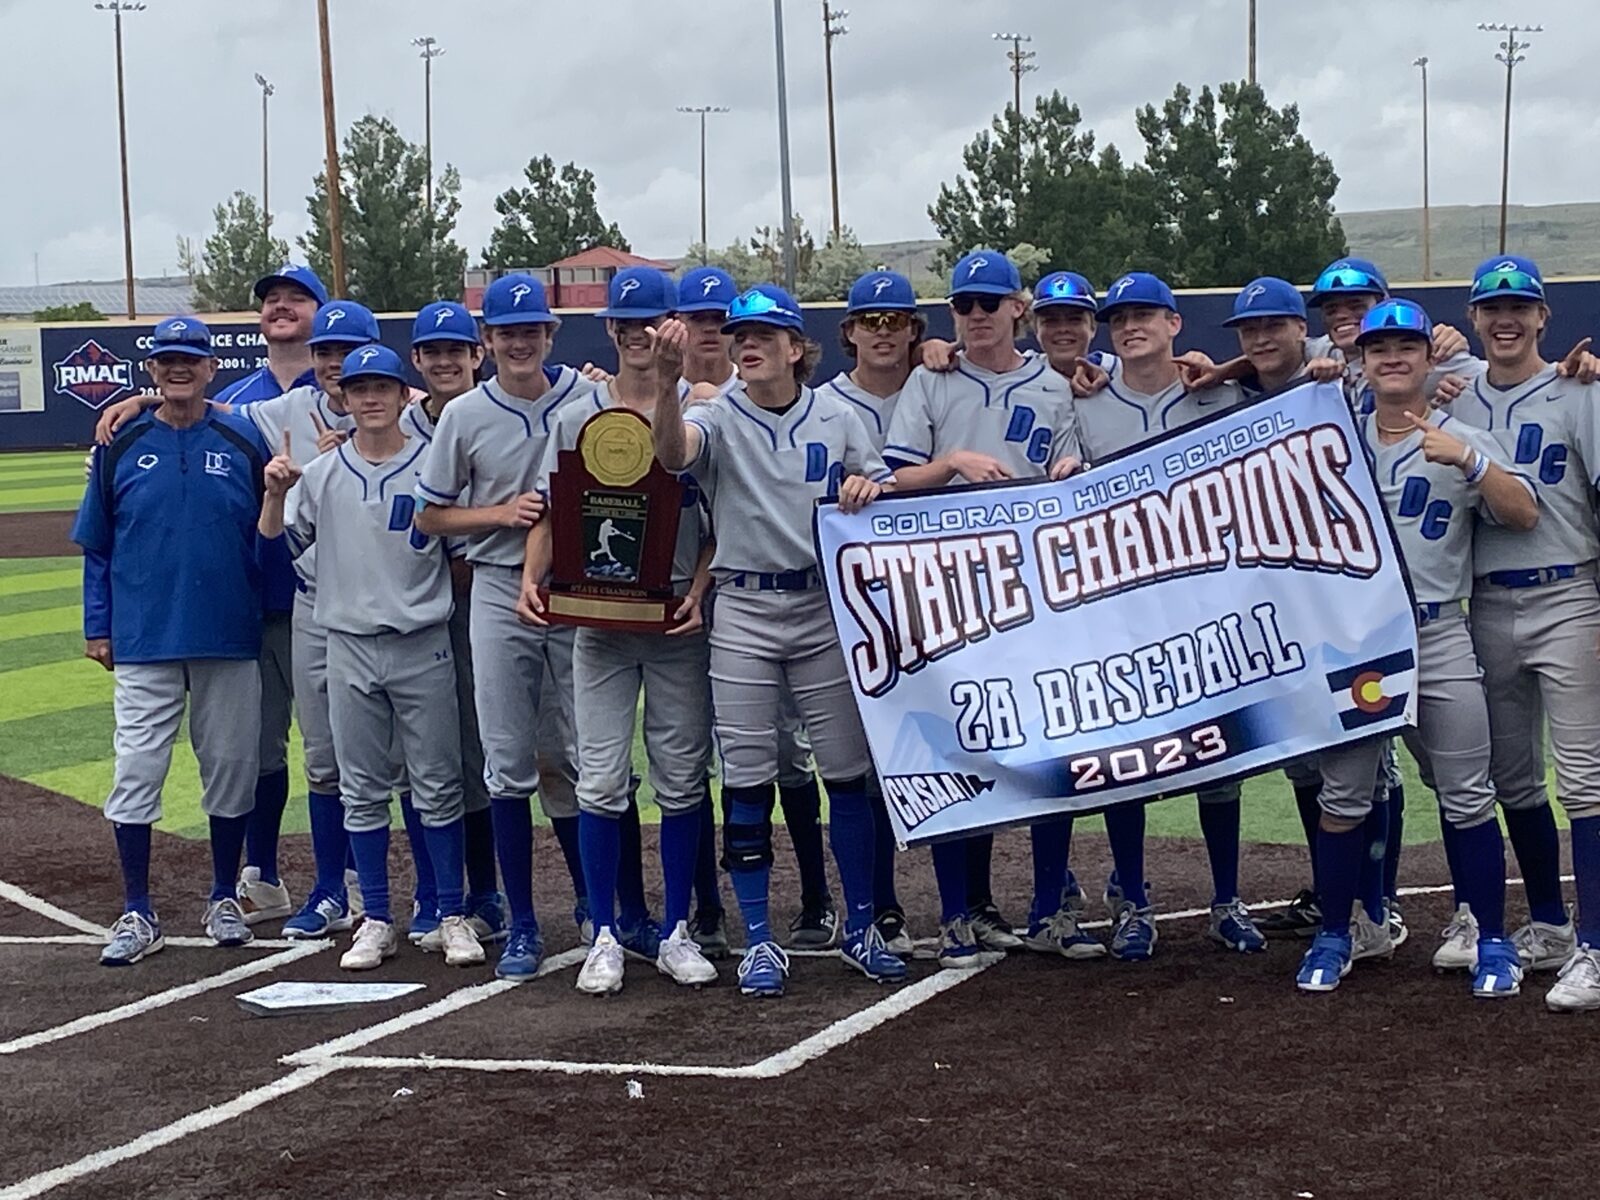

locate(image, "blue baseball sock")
[[1503, 803, 1567, 926], [307, 790, 349, 899], [779, 777, 830, 911], [1358, 796, 1389, 920], [463, 807, 498, 899], [659, 809, 699, 930], [824, 782, 875, 936], [490, 795, 537, 931], [245, 766, 289, 885], [1383, 783, 1404, 900], [578, 811, 620, 935], [1445, 818, 1507, 939], [965, 832, 995, 909], [727, 790, 775, 944], [347, 827, 392, 924], [931, 839, 969, 923], [1028, 818, 1071, 925], [399, 792, 437, 918], [1315, 823, 1365, 938], [617, 789, 648, 930], [869, 780, 901, 915], [1570, 816, 1600, 946], [1104, 803, 1148, 908], [207, 813, 249, 903], [1198, 795, 1242, 906], [549, 813, 586, 908], [692, 784, 723, 914], [1292, 781, 1322, 894], [113, 822, 153, 917], [421, 817, 466, 918]]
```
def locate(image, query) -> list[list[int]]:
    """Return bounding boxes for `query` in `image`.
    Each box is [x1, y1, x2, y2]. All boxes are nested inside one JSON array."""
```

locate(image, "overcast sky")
[[4, 0, 1595, 286]]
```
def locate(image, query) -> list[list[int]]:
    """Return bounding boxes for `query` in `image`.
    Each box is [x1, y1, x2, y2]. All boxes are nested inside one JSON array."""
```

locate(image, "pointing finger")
[[309, 410, 329, 435], [282, 430, 292, 456]]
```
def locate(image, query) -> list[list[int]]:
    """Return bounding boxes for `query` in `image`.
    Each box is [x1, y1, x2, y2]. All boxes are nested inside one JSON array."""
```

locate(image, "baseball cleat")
[[464, 892, 510, 945], [1296, 931, 1354, 993], [617, 915, 663, 963], [1433, 903, 1479, 972], [282, 891, 355, 940], [841, 924, 908, 983], [657, 920, 719, 986], [690, 906, 730, 960], [576, 927, 625, 995], [100, 910, 164, 967], [1512, 915, 1577, 972], [340, 918, 398, 970], [1109, 901, 1158, 961], [203, 897, 254, 948], [937, 917, 986, 970], [875, 907, 915, 957], [1208, 899, 1267, 954], [969, 902, 1023, 952], [407, 899, 442, 946], [786, 901, 839, 950], [437, 914, 486, 967], [236, 867, 292, 925], [495, 927, 545, 980], [1385, 897, 1409, 948], [1545, 945, 1600, 1013], [1350, 901, 1395, 963], [1022, 907, 1106, 960], [737, 940, 790, 997], [1258, 889, 1322, 937], [1472, 937, 1524, 999]]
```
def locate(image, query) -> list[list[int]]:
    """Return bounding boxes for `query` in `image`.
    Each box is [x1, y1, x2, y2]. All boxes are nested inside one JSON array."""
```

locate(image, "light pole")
[[822, 3, 848, 240], [773, 0, 796, 291], [254, 73, 274, 239], [1478, 22, 1541, 255], [676, 105, 730, 262], [1248, 0, 1258, 84], [413, 36, 444, 211], [1413, 57, 1431, 279], [992, 32, 1036, 210], [96, 1, 145, 320], [316, 0, 347, 296]]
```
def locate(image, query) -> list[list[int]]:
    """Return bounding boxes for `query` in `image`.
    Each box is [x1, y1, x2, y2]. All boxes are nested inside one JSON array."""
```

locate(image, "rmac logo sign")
[[53, 340, 135, 410]]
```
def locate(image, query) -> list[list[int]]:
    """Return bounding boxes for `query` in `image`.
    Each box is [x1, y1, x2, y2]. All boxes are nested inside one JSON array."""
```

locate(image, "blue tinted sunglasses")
[[727, 290, 800, 324], [1357, 300, 1431, 344], [1312, 266, 1387, 297], [1469, 267, 1544, 303]]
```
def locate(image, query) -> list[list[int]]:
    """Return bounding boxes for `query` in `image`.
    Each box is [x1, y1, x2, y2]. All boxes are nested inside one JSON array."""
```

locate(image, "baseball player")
[[1296, 297, 1535, 998], [74, 318, 270, 964], [517, 267, 719, 993], [1448, 256, 1600, 1012], [882, 250, 1086, 968], [651, 284, 906, 996], [260, 344, 483, 970], [414, 273, 596, 979]]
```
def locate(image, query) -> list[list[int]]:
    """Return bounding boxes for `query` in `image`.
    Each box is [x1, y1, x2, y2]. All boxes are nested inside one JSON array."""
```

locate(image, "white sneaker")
[[344, 868, 366, 921], [339, 918, 398, 970], [1350, 901, 1395, 962], [1432, 903, 1479, 971], [1546, 945, 1600, 1013], [656, 919, 718, 987], [576, 927, 624, 995], [236, 866, 292, 925], [438, 914, 486, 967], [1513, 915, 1577, 972]]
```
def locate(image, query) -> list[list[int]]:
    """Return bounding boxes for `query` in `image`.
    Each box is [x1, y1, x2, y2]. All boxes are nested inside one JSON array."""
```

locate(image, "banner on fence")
[[815, 379, 1418, 845]]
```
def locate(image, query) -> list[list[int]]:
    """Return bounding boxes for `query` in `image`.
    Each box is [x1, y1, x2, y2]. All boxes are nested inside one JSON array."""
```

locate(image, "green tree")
[[483, 156, 629, 268], [797, 227, 871, 302], [33, 301, 104, 322], [749, 215, 817, 286], [301, 114, 468, 310], [1134, 81, 1346, 287], [682, 240, 761, 290], [180, 192, 290, 312]]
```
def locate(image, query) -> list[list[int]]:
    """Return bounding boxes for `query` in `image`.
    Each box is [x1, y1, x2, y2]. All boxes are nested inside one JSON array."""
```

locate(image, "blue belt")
[[1416, 601, 1463, 627], [726, 569, 820, 591], [1484, 565, 1578, 589]]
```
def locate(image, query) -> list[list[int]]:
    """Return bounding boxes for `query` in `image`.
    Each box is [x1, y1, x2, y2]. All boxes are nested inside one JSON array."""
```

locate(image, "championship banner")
[[815, 379, 1418, 846]]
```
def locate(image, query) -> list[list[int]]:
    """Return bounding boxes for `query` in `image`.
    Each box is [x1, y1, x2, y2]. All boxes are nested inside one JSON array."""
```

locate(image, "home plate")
[[236, 981, 425, 1017]]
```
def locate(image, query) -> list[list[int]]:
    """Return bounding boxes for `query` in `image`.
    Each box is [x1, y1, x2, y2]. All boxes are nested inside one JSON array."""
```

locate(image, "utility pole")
[[96, 2, 145, 320], [316, 0, 347, 296], [254, 73, 274, 238], [1478, 22, 1541, 255], [822, 3, 848, 240], [677, 106, 730, 262], [1248, 0, 1258, 84], [773, 0, 796, 291], [1413, 57, 1431, 279], [413, 37, 444, 211], [992, 31, 1036, 205]]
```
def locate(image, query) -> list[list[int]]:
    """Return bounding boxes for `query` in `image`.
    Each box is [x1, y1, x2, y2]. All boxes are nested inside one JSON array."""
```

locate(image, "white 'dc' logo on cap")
[[872, 277, 892, 297], [358, 347, 381, 365], [510, 284, 531, 306], [324, 308, 345, 327], [434, 308, 452, 327], [1494, 260, 1519, 272], [619, 278, 641, 299], [965, 257, 989, 279]]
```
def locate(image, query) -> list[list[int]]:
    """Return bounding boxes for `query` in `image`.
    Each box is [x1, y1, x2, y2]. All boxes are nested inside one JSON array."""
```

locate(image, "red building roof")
[[548, 246, 672, 271]]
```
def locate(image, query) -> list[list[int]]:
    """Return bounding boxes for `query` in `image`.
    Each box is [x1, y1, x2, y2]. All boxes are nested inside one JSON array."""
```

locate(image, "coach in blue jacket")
[[73, 317, 272, 966]]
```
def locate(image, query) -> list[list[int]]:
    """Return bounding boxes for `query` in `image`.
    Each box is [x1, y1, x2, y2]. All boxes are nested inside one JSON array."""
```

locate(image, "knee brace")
[[721, 784, 775, 873]]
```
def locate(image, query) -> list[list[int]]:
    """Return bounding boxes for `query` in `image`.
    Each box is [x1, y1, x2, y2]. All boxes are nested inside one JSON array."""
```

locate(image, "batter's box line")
[[0, 934, 322, 949], [0, 878, 107, 936]]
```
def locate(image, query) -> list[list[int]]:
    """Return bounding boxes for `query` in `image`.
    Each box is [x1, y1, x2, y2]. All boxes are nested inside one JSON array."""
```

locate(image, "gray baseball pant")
[[291, 591, 340, 792], [1402, 608, 1498, 829]]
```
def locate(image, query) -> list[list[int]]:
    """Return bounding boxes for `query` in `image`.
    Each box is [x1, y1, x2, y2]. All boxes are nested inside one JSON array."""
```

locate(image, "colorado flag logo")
[[1325, 649, 1415, 732]]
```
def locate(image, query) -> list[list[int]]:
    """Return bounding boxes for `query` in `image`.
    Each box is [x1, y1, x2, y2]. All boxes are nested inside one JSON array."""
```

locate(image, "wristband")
[[1464, 450, 1490, 485]]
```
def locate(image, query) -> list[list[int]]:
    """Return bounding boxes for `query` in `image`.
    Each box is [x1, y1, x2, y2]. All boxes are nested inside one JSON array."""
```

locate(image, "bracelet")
[[1464, 450, 1490, 485]]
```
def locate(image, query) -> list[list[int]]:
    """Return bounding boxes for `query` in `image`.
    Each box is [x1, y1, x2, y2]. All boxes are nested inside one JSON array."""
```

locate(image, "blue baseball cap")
[[148, 316, 214, 358], [1309, 257, 1389, 306], [308, 301, 380, 346], [949, 250, 1021, 297], [1224, 277, 1307, 326], [1355, 298, 1433, 347], [482, 273, 559, 326], [412, 301, 479, 346], [847, 271, 918, 313], [1469, 255, 1545, 304], [597, 267, 675, 320], [721, 284, 805, 334], [676, 266, 738, 314], [253, 263, 329, 307], [1033, 271, 1098, 313], [1098, 272, 1178, 316], [339, 344, 409, 387]]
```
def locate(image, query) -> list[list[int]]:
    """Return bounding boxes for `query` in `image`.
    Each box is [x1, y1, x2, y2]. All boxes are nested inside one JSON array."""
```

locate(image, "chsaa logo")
[[53, 340, 135, 410]]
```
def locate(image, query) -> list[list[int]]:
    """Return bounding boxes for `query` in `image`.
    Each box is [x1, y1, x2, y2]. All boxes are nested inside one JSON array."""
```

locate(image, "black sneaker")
[[1257, 889, 1322, 937], [690, 907, 729, 960], [786, 901, 839, 949], [875, 907, 914, 956], [968, 902, 1023, 952]]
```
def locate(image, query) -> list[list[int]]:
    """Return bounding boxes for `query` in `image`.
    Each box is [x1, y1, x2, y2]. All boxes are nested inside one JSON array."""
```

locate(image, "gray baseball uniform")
[[1306, 335, 1483, 415], [1072, 353, 1245, 464], [822, 370, 901, 453], [285, 438, 463, 833], [1450, 366, 1600, 819]]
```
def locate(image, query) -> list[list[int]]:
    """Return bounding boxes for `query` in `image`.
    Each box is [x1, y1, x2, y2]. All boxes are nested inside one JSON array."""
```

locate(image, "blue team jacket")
[[72, 409, 270, 663]]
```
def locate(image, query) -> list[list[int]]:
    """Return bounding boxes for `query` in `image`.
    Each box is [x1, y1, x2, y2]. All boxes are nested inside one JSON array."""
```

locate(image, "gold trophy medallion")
[[581, 410, 655, 488]]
